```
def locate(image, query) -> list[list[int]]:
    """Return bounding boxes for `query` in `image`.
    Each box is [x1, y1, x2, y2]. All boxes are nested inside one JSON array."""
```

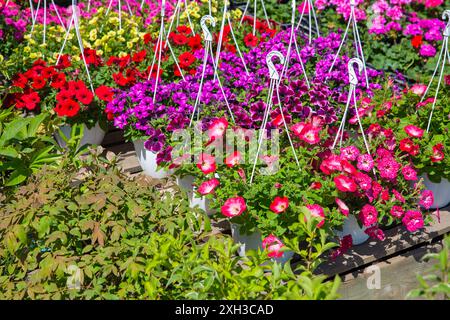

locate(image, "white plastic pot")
[[133, 140, 172, 179], [335, 214, 369, 246], [176, 175, 214, 215], [55, 123, 106, 148], [420, 174, 450, 209], [231, 223, 294, 264]]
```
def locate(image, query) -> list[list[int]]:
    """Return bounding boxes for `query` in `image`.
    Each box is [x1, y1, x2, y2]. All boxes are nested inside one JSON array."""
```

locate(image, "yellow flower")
[[24, 46, 31, 53], [97, 49, 104, 56], [89, 29, 97, 41], [73, 56, 81, 62], [126, 41, 133, 49], [117, 29, 125, 35]]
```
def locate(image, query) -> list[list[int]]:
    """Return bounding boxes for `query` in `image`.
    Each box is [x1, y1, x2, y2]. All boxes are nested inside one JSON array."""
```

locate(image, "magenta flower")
[[402, 165, 418, 181], [357, 154, 375, 172], [419, 44, 436, 57], [364, 226, 386, 241], [377, 157, 400, 180], [390, 206, 405, 218], [419, 190, 434, 209], [359, 204, 378, 227], [402, 211, 424, 232], [340, 145, 360, 161]]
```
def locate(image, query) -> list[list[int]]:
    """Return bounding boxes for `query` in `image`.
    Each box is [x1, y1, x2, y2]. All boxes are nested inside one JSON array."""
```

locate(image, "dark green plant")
[[0, 109, 61, 189]]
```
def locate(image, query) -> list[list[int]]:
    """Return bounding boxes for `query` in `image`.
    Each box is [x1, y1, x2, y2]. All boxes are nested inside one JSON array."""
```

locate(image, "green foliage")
[[407, 235, 450, 300], [0, 109, 61, 189], [0, 151, 340, 300]]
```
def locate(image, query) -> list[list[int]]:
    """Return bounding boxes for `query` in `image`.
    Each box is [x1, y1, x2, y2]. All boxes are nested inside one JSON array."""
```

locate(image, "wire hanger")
[[420, 10, 450, 133], [250, 50, 301, 184]]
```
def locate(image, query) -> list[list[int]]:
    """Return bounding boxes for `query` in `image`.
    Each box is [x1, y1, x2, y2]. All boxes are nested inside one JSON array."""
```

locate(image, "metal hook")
[[442, 10, 450, 22], [348, 57, 363, 86], [200, 15, 215, 42], [266, 51, 285, 80]]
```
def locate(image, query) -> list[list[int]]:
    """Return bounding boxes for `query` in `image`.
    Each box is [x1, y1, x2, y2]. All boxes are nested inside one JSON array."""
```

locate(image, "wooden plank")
[[338, 241, 444, 300], [316, 209, 450, 277]]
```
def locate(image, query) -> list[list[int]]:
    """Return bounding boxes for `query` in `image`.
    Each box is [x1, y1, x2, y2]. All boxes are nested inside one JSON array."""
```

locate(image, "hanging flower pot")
[[55, 122, 106, 149], [335, 214, 369, 246], [133, 140, 172, 179], [176, 175, 215, 215], [231, 223, 294, 264], [420, 174, 450, 209]]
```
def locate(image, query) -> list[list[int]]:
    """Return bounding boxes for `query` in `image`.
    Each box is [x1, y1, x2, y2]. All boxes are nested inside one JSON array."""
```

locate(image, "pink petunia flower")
[[377, 157, 400, 180], [364, 226, 386, 241], [390, 206, 405, 218], [401, 165, 418, 181], [320, 155, 343, 175], [359, 204, 378, 227], [357, 154, 375, 172], [419, 190, 434, 209], [340, 145, 360, 161], [335, 198, 350, 216], [198, 178, 220, 195], [392, 189, 406, 203], [196, 153, 217, 174], [262, 234, 285, 258], [207, 118, 228, 142], [334, 175, 357, 192], [224, 151, 242, 168], [404, 125, 424, 138], [270, 196, 289, 214], [306, 204, 325, 228], [402, 210, 424, 232], [410, 84, 427, 96], [221, 196, 246, 218]]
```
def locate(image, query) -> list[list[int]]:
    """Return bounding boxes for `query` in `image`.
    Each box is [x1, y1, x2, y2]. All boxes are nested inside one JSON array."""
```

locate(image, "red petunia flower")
[[21, 91, 41, 110], [95, 85, 114, 102], [51, 73, 66, 89], [188, 34, 202, 51], [178, 51, 195, 69], [56, 90, 73, 103], [56, 54, 71, 69], [54, 99, 80, 117], [143, 33, 152, 44], [411, 35, 423, 49], [32, 76, 46, 90], [170, 32, 188, 46], [244, 33, 259, 47], [132, 50, 147, 63], [76, 89, 93, 105]]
